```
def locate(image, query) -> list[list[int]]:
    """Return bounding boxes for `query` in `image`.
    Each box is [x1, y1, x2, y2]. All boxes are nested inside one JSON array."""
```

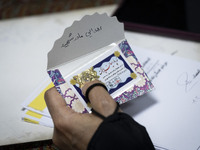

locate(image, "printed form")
[[122, 46, 200, 150]]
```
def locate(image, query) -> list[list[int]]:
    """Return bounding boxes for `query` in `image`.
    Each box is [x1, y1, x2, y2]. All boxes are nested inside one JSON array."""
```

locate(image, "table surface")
[[0, 4, 200, 146]]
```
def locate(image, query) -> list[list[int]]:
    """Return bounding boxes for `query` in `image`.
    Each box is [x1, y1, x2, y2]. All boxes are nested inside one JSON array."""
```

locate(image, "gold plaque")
[[70, 67, 100, 88]]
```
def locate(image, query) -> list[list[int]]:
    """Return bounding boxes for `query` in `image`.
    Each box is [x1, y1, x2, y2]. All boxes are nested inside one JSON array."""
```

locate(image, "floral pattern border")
[[48, 40, 154, 113]]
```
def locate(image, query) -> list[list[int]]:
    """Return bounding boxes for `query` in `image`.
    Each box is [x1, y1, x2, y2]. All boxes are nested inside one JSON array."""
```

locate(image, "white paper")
[[21, 45, 200, 150], [121, 46, 200, 150], [21, 109, 53, 128], [21, 77, 51, 117], [47, 13, 124, 70]]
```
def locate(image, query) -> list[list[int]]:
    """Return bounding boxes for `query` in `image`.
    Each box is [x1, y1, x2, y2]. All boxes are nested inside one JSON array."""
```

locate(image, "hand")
[[45, 80, 118, 150]]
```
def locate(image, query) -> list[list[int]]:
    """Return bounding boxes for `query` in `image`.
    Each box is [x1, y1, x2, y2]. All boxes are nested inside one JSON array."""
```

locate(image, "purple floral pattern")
[[48, 40, 153, 112], [115, 40, 154, 104], [48, 69, 65, 86], [63, 87, 88, 113], [55, 86, 63, 97], [119, 40, 137, 60]]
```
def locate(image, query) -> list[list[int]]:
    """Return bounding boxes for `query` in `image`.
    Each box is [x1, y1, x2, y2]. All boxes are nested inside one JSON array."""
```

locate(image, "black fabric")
[[87, 112, 155, 150]]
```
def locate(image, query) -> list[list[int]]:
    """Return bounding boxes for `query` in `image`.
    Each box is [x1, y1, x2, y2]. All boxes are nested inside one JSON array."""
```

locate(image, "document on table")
[[21, 78, 53, 127], [121, 46, 200, 150], [22, 46, 200, 150]]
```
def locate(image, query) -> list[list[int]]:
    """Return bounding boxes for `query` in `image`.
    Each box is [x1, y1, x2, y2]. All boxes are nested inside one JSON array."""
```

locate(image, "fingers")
[[82, 80, 118, 117], [44, 87, 75, 123], [45, 87, 96, 150], [45, 87, 103, 150]]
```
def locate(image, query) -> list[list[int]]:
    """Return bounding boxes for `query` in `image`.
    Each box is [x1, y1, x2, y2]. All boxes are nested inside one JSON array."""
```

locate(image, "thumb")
[[44, 87, 75, 123]]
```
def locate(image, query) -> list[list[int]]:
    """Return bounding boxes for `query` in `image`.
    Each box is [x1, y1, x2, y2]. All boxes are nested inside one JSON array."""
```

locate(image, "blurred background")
[[0, 0, 120, 20]]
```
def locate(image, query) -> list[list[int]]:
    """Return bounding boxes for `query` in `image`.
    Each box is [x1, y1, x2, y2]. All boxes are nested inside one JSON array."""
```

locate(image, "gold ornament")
[[71, 67, 100, 88], [131, 72, 137, 79], [114, 51, 120, 57], [70, 79, 76, 85]]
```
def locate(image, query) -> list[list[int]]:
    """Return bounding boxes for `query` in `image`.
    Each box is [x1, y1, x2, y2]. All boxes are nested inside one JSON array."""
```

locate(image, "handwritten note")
[[61, 26, 102, 48], [47, 13, 125, 70], [121, 46, 200, 150]]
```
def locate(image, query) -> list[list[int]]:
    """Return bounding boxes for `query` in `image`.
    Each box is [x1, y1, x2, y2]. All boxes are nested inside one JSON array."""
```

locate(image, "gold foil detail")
[[70, 79, 76, 85], [131, 72, 137, 79], [71, 67, 100, 88], [114, 51, 120, 57]]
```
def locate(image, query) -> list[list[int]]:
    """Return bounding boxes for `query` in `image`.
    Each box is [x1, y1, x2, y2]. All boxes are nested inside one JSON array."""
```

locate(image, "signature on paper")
[[177, 69, 200, 103], [177, 72, 198, 93]]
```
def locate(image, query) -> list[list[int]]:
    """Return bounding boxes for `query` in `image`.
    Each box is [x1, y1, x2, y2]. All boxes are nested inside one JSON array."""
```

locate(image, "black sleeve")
[[87, 112, 155, 150]]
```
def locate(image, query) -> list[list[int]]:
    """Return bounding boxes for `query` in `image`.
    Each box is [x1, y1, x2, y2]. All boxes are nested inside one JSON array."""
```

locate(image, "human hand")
[[45, 80, 118, 150]]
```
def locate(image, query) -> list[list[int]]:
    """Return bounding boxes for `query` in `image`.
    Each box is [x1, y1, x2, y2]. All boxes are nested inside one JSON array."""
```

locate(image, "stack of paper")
[[21, 45, 200, 150], [21, 79, 54, 127]]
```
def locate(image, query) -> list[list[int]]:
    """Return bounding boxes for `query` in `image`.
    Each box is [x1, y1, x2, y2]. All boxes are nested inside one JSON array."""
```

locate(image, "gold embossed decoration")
[[131, 72, 137, 79], [114, 51, 120, 57], [70, 67, 100, 88]]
